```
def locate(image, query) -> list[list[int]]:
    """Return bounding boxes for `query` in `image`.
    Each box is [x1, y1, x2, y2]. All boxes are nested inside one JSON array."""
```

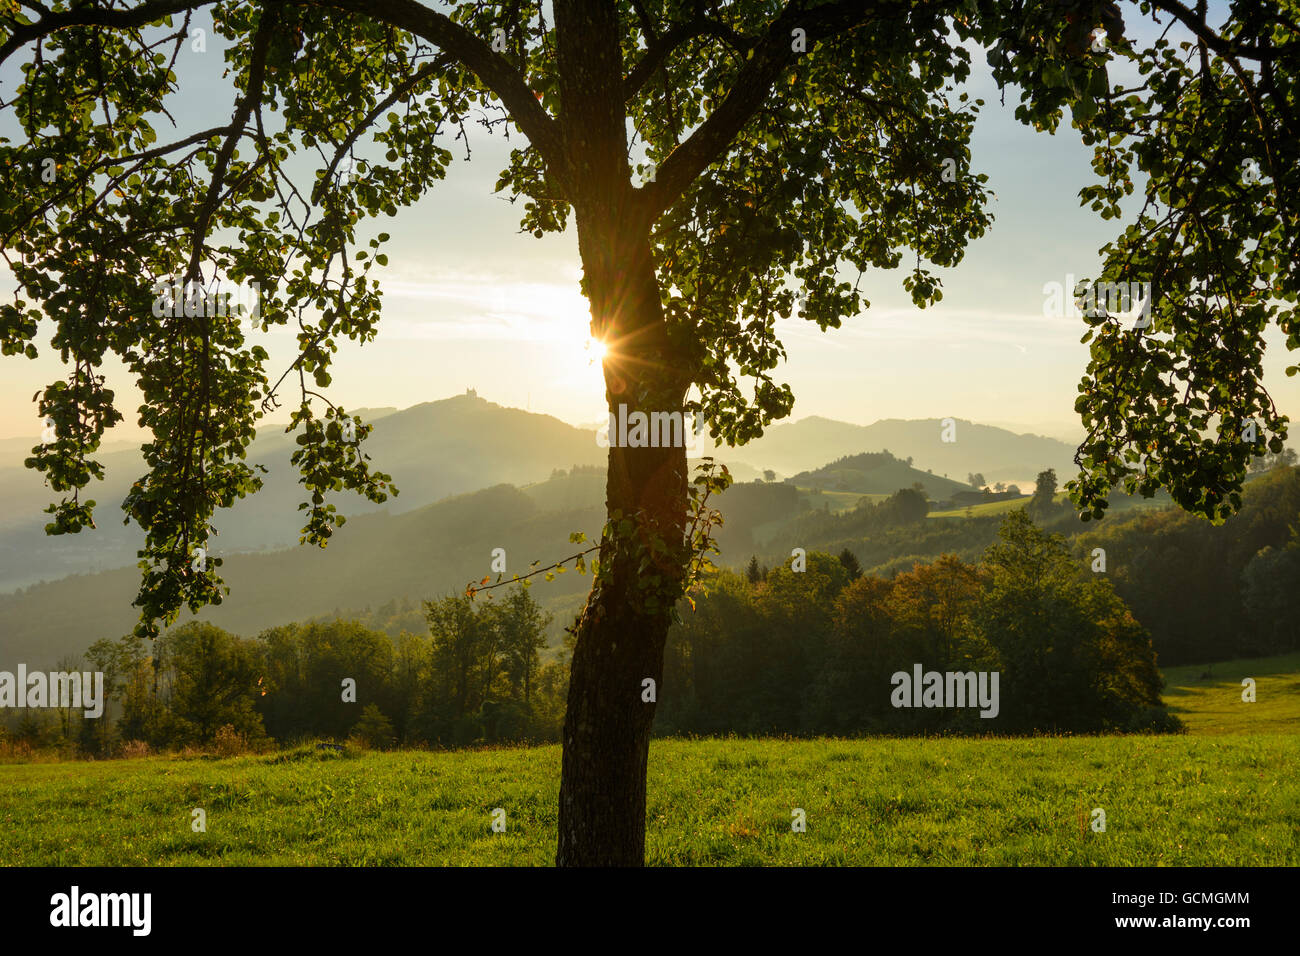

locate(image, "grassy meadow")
[[1162, 651, 1300, 735], [1, 653, 1295, 866]]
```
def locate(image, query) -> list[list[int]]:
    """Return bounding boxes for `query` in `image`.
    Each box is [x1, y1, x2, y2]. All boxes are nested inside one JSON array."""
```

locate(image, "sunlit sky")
[[3, 3, 1296, 448]]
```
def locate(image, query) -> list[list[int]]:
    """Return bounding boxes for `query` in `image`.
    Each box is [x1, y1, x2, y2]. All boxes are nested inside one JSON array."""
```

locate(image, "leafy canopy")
[[1, 0, 1297, 637]]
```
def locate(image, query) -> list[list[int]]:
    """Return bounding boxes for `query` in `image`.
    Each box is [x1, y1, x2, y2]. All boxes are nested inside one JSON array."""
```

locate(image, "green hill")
[[726, 416, 1078, 483], [0, 392, 607, 592], [787, 451, 970, 499], [0, 405, 1080, 593], [1161, 651, 1300, 735], [0, 481, 605, 668]]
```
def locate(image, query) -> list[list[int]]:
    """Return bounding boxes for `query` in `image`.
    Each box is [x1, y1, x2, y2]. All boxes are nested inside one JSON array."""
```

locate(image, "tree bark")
[[551, 0, 692, 868], [555, 218, 689, 867]]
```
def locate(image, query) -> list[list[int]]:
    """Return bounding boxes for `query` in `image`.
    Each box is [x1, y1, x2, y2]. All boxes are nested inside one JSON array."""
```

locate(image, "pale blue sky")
[[3, 3, 1295, 449]]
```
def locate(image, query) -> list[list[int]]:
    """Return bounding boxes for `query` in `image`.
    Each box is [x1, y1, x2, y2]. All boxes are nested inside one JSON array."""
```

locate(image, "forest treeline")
[[1075, 464, 1300, 664], [6, 509, 1177, 757], [764, 465, 1300, 665], [3, 587, 569, 757], [5, 465, 1298, 757], [662, 509, 1173, 736]]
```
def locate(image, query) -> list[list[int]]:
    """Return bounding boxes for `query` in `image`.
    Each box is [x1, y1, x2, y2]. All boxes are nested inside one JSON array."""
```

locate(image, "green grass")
[[2, 653, 1295, 866], [1161, 651, 1300, 735], [796, 488, 888, 513], [750, 490, 885, 546], [0, 736, 1294, 865], [928, 497, 1028, 518], [927, 491, 1173, 519]]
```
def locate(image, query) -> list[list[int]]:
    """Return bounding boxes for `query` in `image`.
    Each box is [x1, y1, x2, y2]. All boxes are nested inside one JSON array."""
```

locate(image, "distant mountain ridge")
[[0, 393, 608, 591], [0, 431, 1151, 670], [785, 450, 971, 499], [720, 415, 1078, 482], [0, 395, 1076, 594], [0, 481, 606, 669]]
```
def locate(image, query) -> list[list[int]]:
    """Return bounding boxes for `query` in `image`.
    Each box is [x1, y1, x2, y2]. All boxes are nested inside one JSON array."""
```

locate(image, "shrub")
[[350, 704, 396, 751], [213, 724, 251, 757], [119, 739, 152, 760]]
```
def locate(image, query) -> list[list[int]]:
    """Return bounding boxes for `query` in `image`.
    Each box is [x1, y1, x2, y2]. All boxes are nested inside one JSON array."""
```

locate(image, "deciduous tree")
[[3, 0, 1297, 865]]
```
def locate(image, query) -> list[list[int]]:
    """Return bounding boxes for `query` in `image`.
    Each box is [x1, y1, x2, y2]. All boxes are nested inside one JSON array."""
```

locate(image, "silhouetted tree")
[[7, 0, 1296, 866], [1030, 469, 1059, 520], [837, 548, 863, 580]]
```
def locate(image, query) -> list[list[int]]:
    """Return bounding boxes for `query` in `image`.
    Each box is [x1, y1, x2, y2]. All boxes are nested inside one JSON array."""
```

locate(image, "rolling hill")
[[786, 451, 971, 500], [1, 399, 1060, 592], [722, 416, 1078, 483], [0, 445, 1013, 668], [0, 480, 607, 669], [0, 401, 1114, 669], [0, 393, 608, 591]]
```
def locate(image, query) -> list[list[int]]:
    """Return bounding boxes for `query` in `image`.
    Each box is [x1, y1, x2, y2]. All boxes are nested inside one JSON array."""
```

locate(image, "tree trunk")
[[556, 442, 686, 864], [551, 0, 691, 867], [555, 221, 689, 866]]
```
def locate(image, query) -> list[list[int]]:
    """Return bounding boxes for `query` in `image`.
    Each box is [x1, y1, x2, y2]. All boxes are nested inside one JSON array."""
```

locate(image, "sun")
[[585, 337, 608, 365]]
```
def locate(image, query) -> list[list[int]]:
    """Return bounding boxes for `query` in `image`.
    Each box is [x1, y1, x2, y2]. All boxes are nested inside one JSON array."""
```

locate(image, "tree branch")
[[1148, 0, 1296, 61], [307, 0, 572, 198], [3, 0, 572, 197], [313, 53, 450, 204], [638, 0, 907, 221], [466, 544, 600, 598], [1147, 0, 1293, 223], [623, 15, 756, 103], [187, 18, 271, 281], [0, 0, 207, 66]]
